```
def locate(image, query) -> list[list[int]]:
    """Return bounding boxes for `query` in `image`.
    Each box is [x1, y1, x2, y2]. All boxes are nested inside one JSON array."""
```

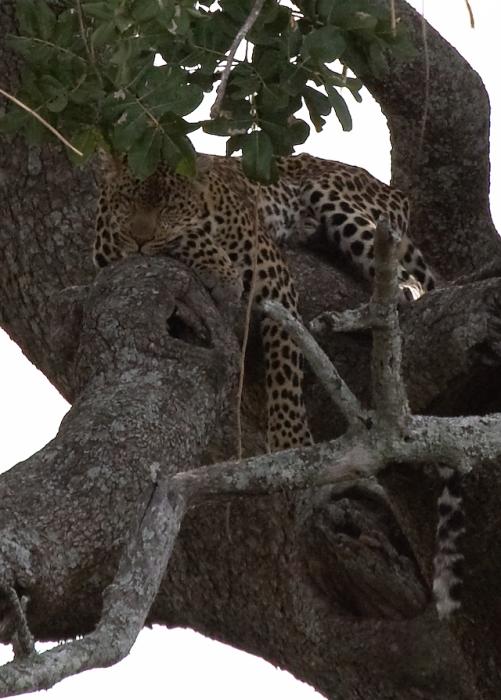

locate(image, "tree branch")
[[370, 217, 409, 429], [210, 0, 265, 119], [261, 299, 369, 429], [0, 484, 186, 697]]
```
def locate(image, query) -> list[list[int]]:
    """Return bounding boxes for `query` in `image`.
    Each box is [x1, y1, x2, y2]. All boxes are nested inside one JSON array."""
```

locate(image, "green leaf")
[[302, 26, 347, 64], [157, 5, 191, 35], [16, 0, 56, 40], [288, 118, 310, 146], [15, 0, 38, 36], [24, 114, 49, 146], [131, 0, 161, 23], [55, 10, 80, 48], [69, 77, 105, 106], [325, 84, 352, 131], [91, 21, 117, 49], [162, 133, 196, 176], [255, 85, 286, 113], [338, 10, 378, 31], [35, 0, 56, 40], [153, 82, 203, 118], [127, 126, 162, 179], [302, 86, 331, 132], [281, 64, 309, 96], [46, 91, 68, 113], [241, 130, 275, 184], [111, 105, 149, 151], [227, 64, 261, 99], [324, 0, 387, 29], [114, 12, 135, 34], [81, 3, 114, 21], [125, 66, 204, 118], [0, 105, 30, 137], [220, 0, 253, 24], [202, 117, 251, 137], [261, 116, 309, 156], [226, 134, 245, 157], [67, 128, 102, 165]]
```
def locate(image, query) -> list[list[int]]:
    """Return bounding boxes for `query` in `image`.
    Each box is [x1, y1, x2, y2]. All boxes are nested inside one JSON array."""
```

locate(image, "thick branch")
[[173, 413, 501, 508], [356, 0, 501, 275]]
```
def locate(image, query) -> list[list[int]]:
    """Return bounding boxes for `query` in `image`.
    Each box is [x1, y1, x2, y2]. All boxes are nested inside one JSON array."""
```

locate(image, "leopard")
[[93, 151, 436, 451]]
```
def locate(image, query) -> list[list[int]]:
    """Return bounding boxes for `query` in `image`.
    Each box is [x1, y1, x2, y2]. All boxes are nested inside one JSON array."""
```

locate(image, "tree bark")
[[1, 1, 501, 699], [355, 0, 501, 278]]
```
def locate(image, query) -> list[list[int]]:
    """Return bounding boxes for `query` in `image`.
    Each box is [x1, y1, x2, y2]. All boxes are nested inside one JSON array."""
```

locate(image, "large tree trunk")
[[1, 1, 501, 698]]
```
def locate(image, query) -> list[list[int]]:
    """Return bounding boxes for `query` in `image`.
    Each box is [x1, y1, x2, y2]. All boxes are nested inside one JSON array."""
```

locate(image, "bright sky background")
[[0, 1, 499, 697]]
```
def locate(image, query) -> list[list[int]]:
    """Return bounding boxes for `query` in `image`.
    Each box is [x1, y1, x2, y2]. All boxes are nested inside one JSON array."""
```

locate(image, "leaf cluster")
[[1, 0, 414, 181]]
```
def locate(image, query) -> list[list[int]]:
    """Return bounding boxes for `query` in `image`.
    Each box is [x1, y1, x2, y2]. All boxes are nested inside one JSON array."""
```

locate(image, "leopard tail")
[[433, 466, 465, 618]]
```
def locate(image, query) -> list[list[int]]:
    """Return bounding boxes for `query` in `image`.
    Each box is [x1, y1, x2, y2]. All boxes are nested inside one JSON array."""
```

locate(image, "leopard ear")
[[95, 147, 126, 183]]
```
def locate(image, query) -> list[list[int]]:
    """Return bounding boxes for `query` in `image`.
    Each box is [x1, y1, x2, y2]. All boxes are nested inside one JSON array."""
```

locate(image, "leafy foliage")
[[1, 0, 414, 182]]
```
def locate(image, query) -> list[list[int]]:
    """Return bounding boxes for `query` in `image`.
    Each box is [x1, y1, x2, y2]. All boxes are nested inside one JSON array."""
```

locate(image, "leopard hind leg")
[[302, 205, 434, 301]]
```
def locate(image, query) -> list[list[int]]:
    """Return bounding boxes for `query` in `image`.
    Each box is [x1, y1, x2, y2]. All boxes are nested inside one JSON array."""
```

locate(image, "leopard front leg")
[[259, 316, 313, 450], [253, 248, 313, 451]]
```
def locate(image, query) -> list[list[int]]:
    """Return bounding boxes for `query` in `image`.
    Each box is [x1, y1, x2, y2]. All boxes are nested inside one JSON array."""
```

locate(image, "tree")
[[1, 1, 501, 699]]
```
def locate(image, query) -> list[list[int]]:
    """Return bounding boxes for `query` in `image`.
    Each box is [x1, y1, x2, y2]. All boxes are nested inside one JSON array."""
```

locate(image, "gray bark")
[[356, 0, 501, 278], [1, 1, 501, 699]]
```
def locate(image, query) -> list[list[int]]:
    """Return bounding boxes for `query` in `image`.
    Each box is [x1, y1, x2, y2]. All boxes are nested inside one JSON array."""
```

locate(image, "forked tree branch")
[[0, 484, 186, 697]]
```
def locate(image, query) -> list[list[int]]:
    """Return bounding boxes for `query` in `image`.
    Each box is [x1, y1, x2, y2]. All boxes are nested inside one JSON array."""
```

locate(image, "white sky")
[[0, 1, 499, 697]]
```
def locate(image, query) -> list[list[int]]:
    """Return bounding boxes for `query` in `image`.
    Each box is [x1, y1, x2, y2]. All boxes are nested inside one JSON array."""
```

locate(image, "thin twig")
[[0, 88, 83, 157], [464, 0, 475, 28], [262, 300, 369, 429], [210, 0, 266, 119], [76, 0, 95, 66], [235, 185, 261, 459], [389, 0, 397, 36]]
